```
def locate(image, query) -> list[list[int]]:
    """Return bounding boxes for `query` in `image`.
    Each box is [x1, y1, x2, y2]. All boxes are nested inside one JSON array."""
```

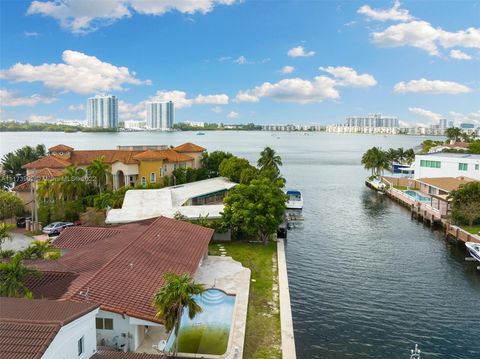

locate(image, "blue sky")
[[0, 0, 479, 126]]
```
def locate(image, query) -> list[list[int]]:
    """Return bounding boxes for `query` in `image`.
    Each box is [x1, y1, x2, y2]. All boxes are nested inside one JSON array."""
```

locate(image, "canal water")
[[2, 131, 479, 358]]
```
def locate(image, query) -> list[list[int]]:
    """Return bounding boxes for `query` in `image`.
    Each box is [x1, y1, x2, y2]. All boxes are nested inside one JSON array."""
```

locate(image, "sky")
[[0, 0, 479, 126]]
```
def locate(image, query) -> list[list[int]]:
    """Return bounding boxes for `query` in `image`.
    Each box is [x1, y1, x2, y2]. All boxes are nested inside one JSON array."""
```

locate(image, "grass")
[[177, 326, 230, 355], [208, 240, 281, 359], [461, 225, 480, 235]]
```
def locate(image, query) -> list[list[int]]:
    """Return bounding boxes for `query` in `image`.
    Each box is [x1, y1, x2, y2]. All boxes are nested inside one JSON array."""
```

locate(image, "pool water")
[[164, 288, 235, 355], [404, 190, 431, 202]]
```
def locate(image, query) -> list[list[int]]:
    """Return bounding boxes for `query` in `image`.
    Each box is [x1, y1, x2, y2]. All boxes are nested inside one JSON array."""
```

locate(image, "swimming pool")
[[404, 190, 431, 202], [164, 288, 235, 356]]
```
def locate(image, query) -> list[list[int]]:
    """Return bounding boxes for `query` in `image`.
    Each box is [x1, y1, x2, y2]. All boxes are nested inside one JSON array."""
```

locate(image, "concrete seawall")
[[277, 238, 297, 359]]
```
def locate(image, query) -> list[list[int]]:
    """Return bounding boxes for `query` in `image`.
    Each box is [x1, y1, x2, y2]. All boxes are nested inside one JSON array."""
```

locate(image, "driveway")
[[2, 230, 35, 251]]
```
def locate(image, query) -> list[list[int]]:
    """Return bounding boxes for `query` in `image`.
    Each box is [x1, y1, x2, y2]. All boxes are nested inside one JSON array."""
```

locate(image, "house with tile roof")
[[22, 216, 214, 353]]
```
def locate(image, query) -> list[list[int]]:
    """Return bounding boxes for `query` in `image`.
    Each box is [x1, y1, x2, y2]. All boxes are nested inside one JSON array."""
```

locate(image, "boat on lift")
[[465, 242, 480, 262], [285, 190, 303, 210]]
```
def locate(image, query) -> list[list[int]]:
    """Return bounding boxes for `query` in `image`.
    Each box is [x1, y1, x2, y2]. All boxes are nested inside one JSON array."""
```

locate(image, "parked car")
[[16, 216, 32, 228], [42, 222, 74, 235]]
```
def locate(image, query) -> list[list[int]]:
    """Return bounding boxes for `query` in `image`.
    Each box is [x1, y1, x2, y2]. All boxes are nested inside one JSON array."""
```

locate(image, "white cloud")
[[218, 56, 232, 62], [372, 20, 480, 56], [319, 66, 377, 87], [24, 31, 39, 37], [118, 99, 146, 121], [211, 106, 222, 113], [68, 103, 85, 111], [233, 56, 251, 65], [236, 77, 339, 104], [27, 0, 239, 33], [358, 0, 413, 22], [394, 78, 472, 94], [449, 49, 472, 60], [195, 94, 229, 105], [449, 110, 480, 126], [280, 66, 295, 74], [0, 50, 150, 94], [28, 114, 55, 123], [149, 90, 193, 108], [408, 107, 443, 122], [227, 111, 239, 119], [287, 46, 315, 57], [0, 89, 56, 107]]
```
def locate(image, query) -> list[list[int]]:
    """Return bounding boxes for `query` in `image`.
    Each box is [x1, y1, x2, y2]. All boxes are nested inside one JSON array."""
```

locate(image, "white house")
[[414, 153, 480, 180], [0, 298, 99, 359]]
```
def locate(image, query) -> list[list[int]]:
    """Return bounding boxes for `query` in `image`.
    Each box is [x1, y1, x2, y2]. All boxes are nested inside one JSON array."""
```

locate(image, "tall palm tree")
[[361, 147, 391, 177], [0, 253, 40, 298], [37, 179, 58, 203], [0, 223, 13, 251], [257, 147, 283, 174], [445, 127, 462, 143], [60, 164, 88, 200], [153, 272, 205, 355], [87, 157, 111, 193], [22, 240, 51, 259], [403, 148, 415, 165]]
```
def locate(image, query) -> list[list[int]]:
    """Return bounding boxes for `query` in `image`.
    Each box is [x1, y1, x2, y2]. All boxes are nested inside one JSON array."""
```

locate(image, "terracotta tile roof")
[[70, 150, 143, 165], [417, 177, 476, 192], [34, 168, 64, 178], [25, 217, 213, 323], [174, 142, 206, 153], [133, 150, 168, 161], [53, 226, 125, 249], [22, 156, 71, 169], [0, 298, 98, 359], [48, 144, 74, 152], [159, 149, 193, 162], [92, 352, 167, 359], [12, 181, 31, 192]]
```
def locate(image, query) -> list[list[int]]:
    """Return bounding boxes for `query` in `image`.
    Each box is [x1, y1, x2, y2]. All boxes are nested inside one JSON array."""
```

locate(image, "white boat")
[[286, 190, 303, 209], [465, 242, 480, 262]]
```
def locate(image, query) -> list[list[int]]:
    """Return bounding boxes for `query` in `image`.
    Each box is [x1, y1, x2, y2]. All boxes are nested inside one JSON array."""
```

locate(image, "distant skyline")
[[0, 0, 479, 126]]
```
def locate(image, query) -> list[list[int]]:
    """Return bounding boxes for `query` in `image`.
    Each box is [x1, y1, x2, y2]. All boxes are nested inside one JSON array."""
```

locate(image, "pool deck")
[[194, 256, 251, 359], [277, 238, 297, 359]]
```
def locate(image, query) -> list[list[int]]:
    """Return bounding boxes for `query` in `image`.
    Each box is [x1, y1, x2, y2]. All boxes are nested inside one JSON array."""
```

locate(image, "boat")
[[465, 242, 480, 262], [285, 190, 303, 210], [196, 132, 205, 135]]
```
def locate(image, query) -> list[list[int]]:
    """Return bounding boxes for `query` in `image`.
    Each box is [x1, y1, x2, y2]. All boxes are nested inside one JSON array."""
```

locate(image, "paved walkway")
[[277, 238, 297, 359], [2, 230, 34, 251]]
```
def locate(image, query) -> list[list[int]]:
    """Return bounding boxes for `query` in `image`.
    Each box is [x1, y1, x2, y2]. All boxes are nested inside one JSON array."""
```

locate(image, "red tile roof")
[[48, 144, 74, 152], [22, 156, 71, 169], [133, 150, 168, 161], [26, 217, 214, 323], [53, 226, 125, 249], [0, 298, 98, 359], [12, 181, 31, 192], [174, 142, 206, 153]]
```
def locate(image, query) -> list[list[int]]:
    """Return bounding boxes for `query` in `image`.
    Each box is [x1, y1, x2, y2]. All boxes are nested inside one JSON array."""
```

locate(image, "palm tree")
[[60, 164, 88, 200], [361, 147, 391, 177], [257, 147, 283, 174], [0, 223, 13, 251], [404, 148, 415, 165], [0, 253, 40, 298], [37, 179, 58, 203], [87, 157, 111, 193], [22, 240, 51, 259], [445, 127, 462, 143], [153, 273, 205, 355]]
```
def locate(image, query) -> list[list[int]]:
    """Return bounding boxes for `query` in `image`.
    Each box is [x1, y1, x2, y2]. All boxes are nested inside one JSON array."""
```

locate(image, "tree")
[[403, 148, 415, 165], [0, 190, 24, 220], [0, 253, 40, 298], [257, 146, 283, 174], [21, 240, 51, 259], [468, 141, 480, 154], [361, 147, 391, 177], [445, 127, 462, 143], [37, 179, 58, 203], [1, 144, 46, 183], [201, 151, 233, 178], [222, 177, 287, 244], [0, 223, 14, 252], [87, 157, 111, 193], [219, 156, 253, 183], [449, 182, 480, 226], [59, 165, 88, 200], [153, 272, 205, 356]]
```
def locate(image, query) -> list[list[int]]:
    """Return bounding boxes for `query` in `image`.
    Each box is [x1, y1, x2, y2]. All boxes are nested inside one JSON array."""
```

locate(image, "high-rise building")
[[344, 113, 399, 128], [438, 118, 447, 129], [87, 95, 118, 128], [146, 101, 174, 130]]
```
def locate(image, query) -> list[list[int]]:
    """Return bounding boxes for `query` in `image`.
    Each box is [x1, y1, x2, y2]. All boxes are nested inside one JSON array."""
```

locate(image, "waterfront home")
[[23, 217, 214, 353], [21, 142, 206, 189], [106, 177, 237, 224], [413, 153, 480, 180], [428, 141, 470, 153]]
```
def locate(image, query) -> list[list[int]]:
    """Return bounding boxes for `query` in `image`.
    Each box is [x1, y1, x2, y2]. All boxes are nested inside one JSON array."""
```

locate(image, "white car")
[[42, 221, 74, 235]]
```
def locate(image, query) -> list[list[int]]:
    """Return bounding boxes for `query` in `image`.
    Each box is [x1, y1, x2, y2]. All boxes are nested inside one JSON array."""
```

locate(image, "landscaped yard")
[[208, 240, 281, 359], [462, 225, 480, 235]]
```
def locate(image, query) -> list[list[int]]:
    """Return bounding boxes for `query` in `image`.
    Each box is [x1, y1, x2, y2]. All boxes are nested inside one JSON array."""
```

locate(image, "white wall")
[[42, 308, 99, 359], [414, 155, 480, 180]]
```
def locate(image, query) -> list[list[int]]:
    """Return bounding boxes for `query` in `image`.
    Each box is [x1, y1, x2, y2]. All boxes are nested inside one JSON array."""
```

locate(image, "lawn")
[[208, 240, 282, 359], [462, 225, 480, 235]]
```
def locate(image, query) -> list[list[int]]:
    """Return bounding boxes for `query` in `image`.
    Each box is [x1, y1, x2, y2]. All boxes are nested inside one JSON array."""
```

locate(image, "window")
[[150, 172, 156, 183], [174, 164, 177, 170], [420, 160, 441, 168], [96, 318, 114, 330], [78, 336, 84, 356], [475, 164, 479, 171], [458, 163, 468, 171], [141, 176, 146, 185]]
